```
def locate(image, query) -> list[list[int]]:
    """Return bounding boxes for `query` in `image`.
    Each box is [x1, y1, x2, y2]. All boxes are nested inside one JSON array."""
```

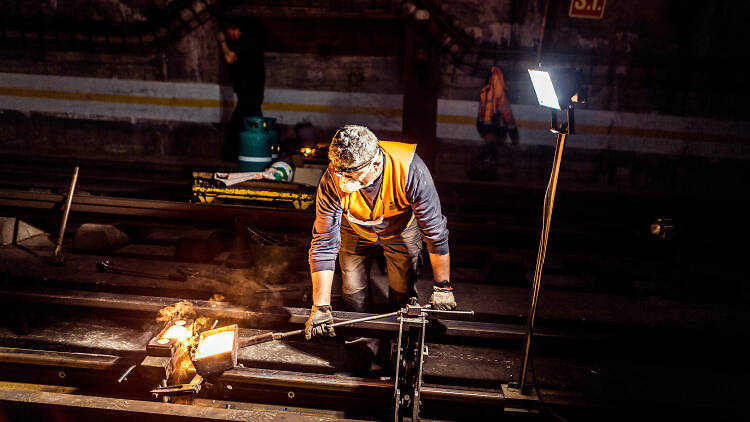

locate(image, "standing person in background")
[[217, 18, 266, 162], [470, 66, 519, 180]]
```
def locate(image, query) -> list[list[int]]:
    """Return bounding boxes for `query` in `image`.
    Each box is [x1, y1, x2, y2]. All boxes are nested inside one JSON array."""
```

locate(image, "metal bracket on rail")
[[393, 300, 474, 422]]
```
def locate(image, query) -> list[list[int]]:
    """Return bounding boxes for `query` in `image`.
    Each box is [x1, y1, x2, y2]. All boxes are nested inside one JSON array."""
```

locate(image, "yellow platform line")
[[0, 86, 233, 109], [0, 86, 403, 116], [437, 114, 749, 144], [262, 102, 401, 117], [2, 86, 745, 144]]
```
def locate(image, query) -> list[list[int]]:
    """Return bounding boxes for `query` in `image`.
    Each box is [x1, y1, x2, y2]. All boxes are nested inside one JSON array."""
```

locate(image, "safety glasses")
[[333, 152, 377, 179]]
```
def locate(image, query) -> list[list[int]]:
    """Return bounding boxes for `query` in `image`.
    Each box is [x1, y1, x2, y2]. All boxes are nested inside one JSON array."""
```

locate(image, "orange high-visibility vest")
[[329, 141, 416, 241]]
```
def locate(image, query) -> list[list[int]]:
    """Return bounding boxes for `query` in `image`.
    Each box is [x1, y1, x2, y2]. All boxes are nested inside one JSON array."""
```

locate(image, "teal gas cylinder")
[[264, 117, 280, 160], [238, 117, 271, 172]]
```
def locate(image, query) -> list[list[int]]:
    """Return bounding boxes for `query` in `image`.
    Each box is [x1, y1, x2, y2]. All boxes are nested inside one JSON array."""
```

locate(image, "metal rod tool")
[[117, 364, 136, 383], [47, 166, 79, 265], [97, 259, 188, 281], [239, 306, 474, 348], [239, 310, 402, 348]]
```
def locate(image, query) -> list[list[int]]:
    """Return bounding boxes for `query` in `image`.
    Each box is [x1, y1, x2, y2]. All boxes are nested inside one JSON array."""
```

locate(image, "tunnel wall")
[[0, 0, 748, 186], [1, 71, 748, 159]]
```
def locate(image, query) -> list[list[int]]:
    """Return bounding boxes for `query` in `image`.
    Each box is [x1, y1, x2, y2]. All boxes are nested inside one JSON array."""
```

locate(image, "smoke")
[[152, 252, 300, 345], [209, 293, 225, 302], [154, 295, 223, 335], [189, 262, 294, 309], [155, 300, 197, 322]]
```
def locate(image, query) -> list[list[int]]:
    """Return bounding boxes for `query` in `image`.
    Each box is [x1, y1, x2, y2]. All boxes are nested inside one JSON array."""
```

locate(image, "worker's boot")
[[378, 288, 419, 376], [341, 337, 379, 376], [387, 287, 415, 311], [339, 288, 379, 376]]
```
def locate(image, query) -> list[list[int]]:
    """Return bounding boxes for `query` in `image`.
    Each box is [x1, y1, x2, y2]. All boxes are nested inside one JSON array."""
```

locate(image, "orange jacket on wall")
[[477, 66, 516, 129]]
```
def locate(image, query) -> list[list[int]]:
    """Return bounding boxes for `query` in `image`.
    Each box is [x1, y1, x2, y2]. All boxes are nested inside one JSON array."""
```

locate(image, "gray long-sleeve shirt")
[[309, 151, 449, 273]]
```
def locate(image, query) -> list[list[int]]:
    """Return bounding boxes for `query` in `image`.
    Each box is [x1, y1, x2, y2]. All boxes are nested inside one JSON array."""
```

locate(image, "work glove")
[[305, 305, 335, 340], [429, 285, 457, 311]]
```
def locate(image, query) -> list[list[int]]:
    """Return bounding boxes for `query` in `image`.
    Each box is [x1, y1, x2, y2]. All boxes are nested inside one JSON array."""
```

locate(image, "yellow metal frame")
[[192, 185, 315, 210]]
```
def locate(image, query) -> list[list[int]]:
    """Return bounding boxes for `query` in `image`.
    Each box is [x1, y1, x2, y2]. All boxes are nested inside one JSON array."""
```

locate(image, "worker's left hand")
[[429, 286, 457, 310]]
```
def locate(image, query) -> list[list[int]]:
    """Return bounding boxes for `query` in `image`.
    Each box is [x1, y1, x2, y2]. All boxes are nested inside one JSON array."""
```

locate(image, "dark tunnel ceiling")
[[1, 0, 172, 22]]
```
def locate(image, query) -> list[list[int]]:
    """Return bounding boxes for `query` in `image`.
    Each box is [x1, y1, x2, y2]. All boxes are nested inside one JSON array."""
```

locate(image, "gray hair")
[[328, 125, 379, 169]]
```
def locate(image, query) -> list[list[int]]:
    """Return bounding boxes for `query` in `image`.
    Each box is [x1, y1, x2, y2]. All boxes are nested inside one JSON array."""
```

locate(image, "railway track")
[[0, 160, 747, 420], [0, 283, 745, 421]]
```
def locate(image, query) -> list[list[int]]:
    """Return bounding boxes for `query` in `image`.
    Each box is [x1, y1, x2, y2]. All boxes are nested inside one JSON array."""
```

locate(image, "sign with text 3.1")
[[569, 0, 606, 19]]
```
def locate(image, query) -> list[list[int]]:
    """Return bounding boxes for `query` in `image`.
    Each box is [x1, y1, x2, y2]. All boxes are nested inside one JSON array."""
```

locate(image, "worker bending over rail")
[[306, 125, 456, 342]]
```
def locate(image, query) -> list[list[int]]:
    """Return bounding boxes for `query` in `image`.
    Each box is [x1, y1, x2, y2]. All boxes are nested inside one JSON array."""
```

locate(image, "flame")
[[161, 324, 191, 342], [300, 147, 316, 157], [195, 331, 234, 358], [192, 317, 210, 333]]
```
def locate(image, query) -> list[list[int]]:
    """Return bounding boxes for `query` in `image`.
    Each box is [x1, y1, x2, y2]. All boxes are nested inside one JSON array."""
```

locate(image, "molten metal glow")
[[195, 331, 235, 358], [300, 147, 316, 157], [161, 325, 191, 342]]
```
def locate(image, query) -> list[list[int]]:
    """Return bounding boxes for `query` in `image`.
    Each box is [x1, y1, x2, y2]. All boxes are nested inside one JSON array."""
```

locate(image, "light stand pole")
[[516, 104, 574, 394]]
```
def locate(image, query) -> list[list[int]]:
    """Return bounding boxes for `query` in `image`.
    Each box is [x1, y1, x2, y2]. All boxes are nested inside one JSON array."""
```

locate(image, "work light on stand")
[[528, 67, 585, 134], [514, 67, 585, 395]]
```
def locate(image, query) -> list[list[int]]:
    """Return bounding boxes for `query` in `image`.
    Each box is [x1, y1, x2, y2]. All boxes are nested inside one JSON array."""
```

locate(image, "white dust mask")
[[339, 177, 365, 194]]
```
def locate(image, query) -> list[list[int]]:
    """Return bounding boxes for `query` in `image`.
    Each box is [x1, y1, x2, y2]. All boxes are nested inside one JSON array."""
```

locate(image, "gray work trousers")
[[339, 218, 423, 312]]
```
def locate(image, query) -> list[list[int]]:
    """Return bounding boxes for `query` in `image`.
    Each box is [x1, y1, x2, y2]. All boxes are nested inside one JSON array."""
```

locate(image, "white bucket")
[[267, 161, 293, 182]]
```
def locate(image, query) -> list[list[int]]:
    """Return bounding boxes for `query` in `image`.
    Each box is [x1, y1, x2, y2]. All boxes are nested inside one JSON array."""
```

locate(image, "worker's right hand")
[[224, 50, 238, 64], [305, 305, 335, 340], [429, 286, 457, 311]]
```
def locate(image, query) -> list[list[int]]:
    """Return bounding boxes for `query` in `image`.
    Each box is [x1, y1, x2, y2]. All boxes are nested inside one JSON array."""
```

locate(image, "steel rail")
[[0, 347, 736, 418], [0, 348, 506, 408], [0, 188, 625, 254], [0, 347, 121, 370], [0, 188, 314, 229], [0, 288, 569, 340], [2, 348, 608, 412], [218, 367, 504, 405], [0, 387, 361, 422]]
